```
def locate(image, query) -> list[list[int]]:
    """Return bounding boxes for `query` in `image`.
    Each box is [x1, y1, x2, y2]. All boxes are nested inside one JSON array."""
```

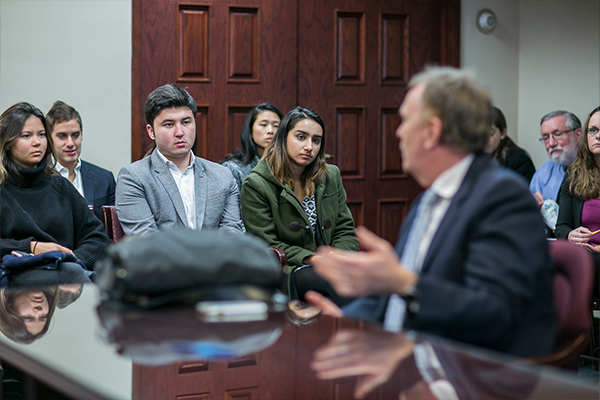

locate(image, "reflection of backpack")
[[96, 301, 286, 365], [0, 251, 86, 288], [94, 228, 284, 307]]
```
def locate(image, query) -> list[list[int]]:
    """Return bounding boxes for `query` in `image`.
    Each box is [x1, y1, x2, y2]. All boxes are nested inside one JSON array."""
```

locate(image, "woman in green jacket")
[[242, 106, 358, 300]]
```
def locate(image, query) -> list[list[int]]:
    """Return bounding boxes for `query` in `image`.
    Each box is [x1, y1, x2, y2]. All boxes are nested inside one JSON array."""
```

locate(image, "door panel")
[[132, 0, 459, 397], [297, 0, 459, 242], [133, 0, 298, 162], [132, 0, 459, 239]]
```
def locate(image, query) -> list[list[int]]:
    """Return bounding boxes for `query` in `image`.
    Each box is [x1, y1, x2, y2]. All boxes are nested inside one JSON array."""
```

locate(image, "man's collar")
[[430, 154, 475, 199], [156, 149, 195, 170], [51, 155, 81, 173]]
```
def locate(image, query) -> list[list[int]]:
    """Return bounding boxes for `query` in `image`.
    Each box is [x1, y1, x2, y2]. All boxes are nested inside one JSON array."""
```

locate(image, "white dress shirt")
[[54, 157, 85, 198], [384, 154, 475, 333], [410, 154, 475, 273], [156, 150, 197, 229]]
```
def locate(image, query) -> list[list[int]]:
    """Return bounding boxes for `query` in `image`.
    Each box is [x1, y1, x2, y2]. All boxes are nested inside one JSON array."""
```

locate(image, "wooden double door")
[[132, 0, 460, 244]]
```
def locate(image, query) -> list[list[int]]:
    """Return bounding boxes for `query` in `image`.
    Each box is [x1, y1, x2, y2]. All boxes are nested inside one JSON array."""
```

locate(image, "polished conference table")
[[0, 284, 598, 400]]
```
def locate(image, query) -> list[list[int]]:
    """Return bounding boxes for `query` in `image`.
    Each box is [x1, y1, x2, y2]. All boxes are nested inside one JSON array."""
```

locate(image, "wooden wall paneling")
[[377, 198, 408, 245], [298, 0, 460, 240], [380, 13, 409, 85], [132, 363, 184, 400], [346, 201, 364, 229], [299, 0, 415, 240], [137, 0, 181, 160], [335, 11, 365, 84], [227, 106, 254, 156], [191, 105, 209, 159], [176, 394, 210, 400], [225, 386, 259, 399], [440, 0, 461, 67], [380, 107, 403, 176], [133, 0, 461, 394], [405, 1, 442, 74], [178, 5, 209, 82], [131, 0, 143, 163], [335, 106, 364, 178], [133, 325, 297, 399], [228, 7, 259, 82], [178, 360, 209, 373], [134, 0, 298, 164], [227, 353, 258, 368]]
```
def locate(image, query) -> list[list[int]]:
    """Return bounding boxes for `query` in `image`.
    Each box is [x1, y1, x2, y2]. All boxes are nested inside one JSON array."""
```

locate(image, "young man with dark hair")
[[116, 84, 243, 234]]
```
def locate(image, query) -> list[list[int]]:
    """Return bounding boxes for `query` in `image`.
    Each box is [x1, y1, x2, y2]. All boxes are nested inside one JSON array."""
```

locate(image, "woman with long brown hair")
[[241, 107, 358, 269], [556, 105, 600, 295], [0, 102, 109, 270], [241, 107, 358, 302]]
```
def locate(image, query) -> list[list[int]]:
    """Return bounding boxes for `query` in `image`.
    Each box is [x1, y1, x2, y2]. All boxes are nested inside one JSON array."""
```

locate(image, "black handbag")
[[94, 228, 284, 307]]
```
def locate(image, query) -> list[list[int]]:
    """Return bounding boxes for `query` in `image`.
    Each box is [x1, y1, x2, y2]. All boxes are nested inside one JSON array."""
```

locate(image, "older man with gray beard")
[[530, 111, 582, 205]]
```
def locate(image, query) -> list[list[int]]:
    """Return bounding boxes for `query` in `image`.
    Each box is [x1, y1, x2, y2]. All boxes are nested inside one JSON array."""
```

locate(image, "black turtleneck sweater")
[[1, 164, 110, 269]]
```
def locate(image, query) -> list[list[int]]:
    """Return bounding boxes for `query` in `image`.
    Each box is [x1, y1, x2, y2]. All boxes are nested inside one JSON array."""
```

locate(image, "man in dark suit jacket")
[[47, 101, 116, 220], [308, 67, 555, 358], [80, 160, 116, 219]]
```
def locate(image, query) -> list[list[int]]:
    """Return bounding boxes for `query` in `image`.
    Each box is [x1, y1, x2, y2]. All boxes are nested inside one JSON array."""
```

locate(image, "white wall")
[[461, 0, 520, 145], [518, 0, 600, 168], [0, 0, 132, 177], [462, 0, 600, 169]]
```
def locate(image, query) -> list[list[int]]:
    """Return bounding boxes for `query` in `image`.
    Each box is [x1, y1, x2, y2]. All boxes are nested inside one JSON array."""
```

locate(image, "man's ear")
[[423, 115, 443, 150], [574, 128, 582, 139], [146, 124, 155, 140]]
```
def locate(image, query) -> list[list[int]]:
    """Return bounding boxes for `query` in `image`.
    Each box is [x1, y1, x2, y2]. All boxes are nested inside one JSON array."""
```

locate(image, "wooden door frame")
[[132, 0, 144, 162]]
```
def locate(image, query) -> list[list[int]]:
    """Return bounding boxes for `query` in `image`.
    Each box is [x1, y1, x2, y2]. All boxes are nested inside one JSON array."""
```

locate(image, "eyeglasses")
[[586, 127, 600, 136], [539, 129, 575, 143]]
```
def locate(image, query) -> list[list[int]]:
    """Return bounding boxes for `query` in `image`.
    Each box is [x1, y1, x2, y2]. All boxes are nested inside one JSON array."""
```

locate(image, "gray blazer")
[[115, 150, 243, 235]]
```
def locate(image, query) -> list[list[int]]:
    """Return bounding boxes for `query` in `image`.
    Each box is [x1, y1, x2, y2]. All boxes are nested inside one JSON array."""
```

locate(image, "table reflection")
[[96, 299, 289, 365], [0, 281, 597, 400], [311, 327, 546, 400], [0, 282, 84, 345]]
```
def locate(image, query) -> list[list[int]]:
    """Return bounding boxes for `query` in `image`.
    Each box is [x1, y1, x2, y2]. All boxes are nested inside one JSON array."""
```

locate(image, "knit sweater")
[[221, 155, 260, 194], [1, 164, 110, 269]]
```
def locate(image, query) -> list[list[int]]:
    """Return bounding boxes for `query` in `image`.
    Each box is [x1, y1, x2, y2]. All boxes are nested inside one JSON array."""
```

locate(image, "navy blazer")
[[343, 154, 555, 358], [81, 160, 116, 220]]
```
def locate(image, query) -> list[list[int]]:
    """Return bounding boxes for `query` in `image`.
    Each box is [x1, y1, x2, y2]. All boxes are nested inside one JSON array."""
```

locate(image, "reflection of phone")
[[196, 300, 268, 322]]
